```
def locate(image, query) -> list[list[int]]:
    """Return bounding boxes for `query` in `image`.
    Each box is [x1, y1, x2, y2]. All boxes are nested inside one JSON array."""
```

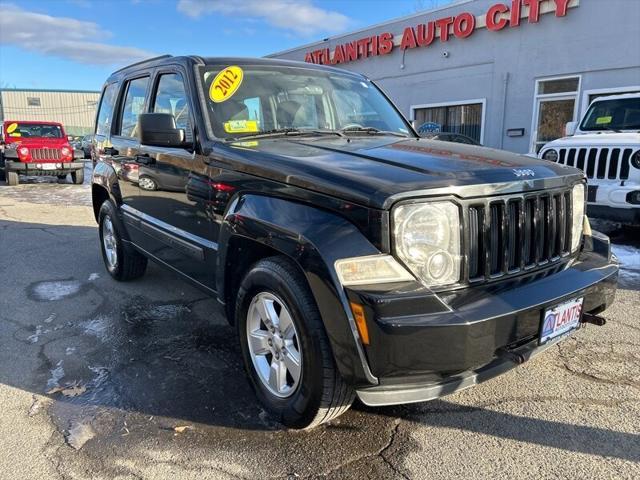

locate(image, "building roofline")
[[266, 0, 472, 58], [0, 88, 100, 94]]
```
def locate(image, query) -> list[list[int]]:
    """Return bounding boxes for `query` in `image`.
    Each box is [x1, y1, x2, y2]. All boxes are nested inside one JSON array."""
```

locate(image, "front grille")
[[30, 148, 61, 160], [466, 188, 573, 282], [555, 147, 633, 180]]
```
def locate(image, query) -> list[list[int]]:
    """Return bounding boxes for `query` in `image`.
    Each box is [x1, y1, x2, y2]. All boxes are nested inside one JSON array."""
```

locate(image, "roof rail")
[[112, 54, 172, 74]]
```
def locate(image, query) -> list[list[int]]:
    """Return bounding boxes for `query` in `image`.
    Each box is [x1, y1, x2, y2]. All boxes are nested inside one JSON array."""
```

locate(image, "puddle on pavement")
[[46, 296, 271, 454]]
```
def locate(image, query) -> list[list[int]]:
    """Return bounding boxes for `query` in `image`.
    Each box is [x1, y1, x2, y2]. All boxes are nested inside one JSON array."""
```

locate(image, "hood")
[[545, 132, 640, 148], [222, 137, 579, 209]]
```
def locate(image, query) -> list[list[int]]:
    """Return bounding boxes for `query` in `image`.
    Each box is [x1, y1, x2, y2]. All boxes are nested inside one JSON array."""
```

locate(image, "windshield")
[[3, 122, 63, 139], [580, 97, 640, 131], [199, 64, 412, 140]]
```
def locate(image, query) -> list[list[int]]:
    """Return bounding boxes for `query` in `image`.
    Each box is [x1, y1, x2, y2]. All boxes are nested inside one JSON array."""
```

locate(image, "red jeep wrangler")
[[0, 120, 85, 185]]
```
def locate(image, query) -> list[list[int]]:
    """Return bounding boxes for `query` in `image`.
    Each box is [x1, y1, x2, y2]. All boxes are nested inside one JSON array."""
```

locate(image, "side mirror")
[[565, 121, 577, 136], [138, 113, 186, 148]]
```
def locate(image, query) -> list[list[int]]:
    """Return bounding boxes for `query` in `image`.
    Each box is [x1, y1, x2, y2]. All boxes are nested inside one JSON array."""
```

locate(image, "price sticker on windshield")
[[209, 66, 244, 103], [595, 116, 612, 125], [6, 122, 18, 133]]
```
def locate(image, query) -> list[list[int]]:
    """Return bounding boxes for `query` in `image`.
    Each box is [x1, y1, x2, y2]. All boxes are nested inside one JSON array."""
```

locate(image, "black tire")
[[71, 168, 84, 185], [98, 200, 147, 281], [0, 154, 5, 181], [236, 256, 355, 429], [6, 169, 18, 186], [57, 174, 67, 181]]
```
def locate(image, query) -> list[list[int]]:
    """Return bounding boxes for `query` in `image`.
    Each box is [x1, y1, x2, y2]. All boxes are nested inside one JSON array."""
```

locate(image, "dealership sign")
[[304, 0, 578, 65]]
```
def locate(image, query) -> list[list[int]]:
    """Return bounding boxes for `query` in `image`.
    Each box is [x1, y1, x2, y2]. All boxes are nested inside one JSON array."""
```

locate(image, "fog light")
[[56, 163, 62, 168], [36, 163, 42, 168], [627, 191, 640, 205]]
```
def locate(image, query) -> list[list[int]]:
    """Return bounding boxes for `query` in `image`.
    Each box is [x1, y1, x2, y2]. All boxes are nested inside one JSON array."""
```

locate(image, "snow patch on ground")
[[32, 280, 81, 301], [88, 273, 100, 281], [612, 244, 640, 289], [83, 316, 110, 341], [47, 360, 65, 389], [27, 325, 43, 343]]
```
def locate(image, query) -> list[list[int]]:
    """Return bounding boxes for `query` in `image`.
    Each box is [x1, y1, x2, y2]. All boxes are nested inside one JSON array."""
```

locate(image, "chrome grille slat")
[[29, 148, 61, 160]]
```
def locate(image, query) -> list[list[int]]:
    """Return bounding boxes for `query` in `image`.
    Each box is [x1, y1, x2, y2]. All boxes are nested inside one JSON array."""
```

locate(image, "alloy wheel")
[[246, 292, 302, 398]]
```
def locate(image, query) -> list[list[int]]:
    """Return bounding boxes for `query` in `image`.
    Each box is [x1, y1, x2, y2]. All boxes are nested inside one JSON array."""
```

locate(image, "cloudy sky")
[[0, 0, 454, 91]]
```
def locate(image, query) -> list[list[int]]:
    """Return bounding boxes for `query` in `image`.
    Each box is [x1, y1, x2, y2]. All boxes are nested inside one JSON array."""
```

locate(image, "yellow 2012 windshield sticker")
[[6, 122, 18, 133], [595, 116, 612, 125], [209, 66, 244, 103], [224, 120, 259, 133]]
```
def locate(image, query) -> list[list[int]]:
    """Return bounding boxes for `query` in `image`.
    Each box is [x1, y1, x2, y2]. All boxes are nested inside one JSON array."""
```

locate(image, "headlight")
[[393, 201, 461, 286], [631, 151, 640, 169], [61, 146, 71, 156], [571, 183, 585, 252], [18, 146, 29, 156], [542, 149, 558, 162]]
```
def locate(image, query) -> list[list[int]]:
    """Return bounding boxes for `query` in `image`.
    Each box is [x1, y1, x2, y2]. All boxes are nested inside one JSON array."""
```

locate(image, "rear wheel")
[[71, 168, 84, 185], [138, 175, 157, 191], [57, 174, 67, 181], [0, 154, 5, 181], [236, 257, 355, 429], [6, 169, 18, 186], [98, 200, 147, 281]]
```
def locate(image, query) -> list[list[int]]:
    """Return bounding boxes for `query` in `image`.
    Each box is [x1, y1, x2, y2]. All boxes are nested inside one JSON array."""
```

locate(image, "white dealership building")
[[270, 0, 640, 154]]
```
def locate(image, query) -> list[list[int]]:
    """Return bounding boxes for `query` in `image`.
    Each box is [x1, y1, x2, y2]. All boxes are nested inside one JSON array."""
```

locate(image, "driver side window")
[[153, 73, 193, 143]]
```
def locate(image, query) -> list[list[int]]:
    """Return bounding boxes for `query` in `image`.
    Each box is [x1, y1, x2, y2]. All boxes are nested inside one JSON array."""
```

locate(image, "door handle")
[[136, 154, 155, 165], [103, 147, 118, 155]]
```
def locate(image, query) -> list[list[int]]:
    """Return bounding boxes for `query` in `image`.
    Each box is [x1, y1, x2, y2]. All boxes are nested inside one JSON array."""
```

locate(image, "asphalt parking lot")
[[0, 169, 639, 480]]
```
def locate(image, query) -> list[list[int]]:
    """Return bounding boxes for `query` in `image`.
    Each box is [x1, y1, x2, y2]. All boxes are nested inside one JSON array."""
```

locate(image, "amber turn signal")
[[350, 302, 370, 345]]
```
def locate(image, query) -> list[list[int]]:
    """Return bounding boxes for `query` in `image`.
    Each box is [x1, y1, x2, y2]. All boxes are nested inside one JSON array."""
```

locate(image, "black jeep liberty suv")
[[91, 56, 618, 429]]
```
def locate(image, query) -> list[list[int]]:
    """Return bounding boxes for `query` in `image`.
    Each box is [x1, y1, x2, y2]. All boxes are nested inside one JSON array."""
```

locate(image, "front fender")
[[217, 194, 379, 386]]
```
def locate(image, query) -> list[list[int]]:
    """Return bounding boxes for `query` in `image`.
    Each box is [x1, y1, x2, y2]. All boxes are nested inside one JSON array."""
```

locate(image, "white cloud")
[[0, 3, 156, 65], [176, 0, 351, 36]]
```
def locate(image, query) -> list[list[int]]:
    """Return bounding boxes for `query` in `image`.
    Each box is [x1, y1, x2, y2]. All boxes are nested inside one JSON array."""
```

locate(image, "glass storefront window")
[[538, 78, 580, 95], [534, 99, 576, 152], [414, 102, 483, 143], [531, 76, 580, 153]]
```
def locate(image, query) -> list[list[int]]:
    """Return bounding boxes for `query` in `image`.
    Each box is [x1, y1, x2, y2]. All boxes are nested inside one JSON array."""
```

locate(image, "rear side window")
[[95, 83, 118, 136], [152, 73, 192, 143], [118, 77, 149, 137]]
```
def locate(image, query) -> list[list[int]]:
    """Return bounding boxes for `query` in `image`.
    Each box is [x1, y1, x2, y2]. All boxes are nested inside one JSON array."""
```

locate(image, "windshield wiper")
[[339, 126, 409, 138], [227, 128, 348, 142]]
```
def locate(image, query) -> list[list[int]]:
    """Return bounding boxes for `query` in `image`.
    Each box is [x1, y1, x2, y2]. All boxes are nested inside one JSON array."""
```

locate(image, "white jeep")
[[539, 93, 640, 225]]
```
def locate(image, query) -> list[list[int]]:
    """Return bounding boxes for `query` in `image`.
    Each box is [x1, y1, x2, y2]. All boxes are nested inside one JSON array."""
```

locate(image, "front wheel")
[[71, 168, 84, 185], [236, 257, 355, 429]]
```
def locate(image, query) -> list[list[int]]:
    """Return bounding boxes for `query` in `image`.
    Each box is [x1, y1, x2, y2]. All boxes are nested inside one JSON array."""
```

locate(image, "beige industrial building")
[[0, 88, 100, 136]]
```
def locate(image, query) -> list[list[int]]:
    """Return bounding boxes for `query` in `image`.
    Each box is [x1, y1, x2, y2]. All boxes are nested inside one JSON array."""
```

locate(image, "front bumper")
[[349, 232, 618, 405], [587, 205, 640, 225], [587, 181, 640, 224], [6, 161, 84, 176]]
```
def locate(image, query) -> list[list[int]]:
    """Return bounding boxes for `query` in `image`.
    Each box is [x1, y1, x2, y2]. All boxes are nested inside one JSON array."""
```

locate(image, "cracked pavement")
[[0, 174, 639, 479]]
